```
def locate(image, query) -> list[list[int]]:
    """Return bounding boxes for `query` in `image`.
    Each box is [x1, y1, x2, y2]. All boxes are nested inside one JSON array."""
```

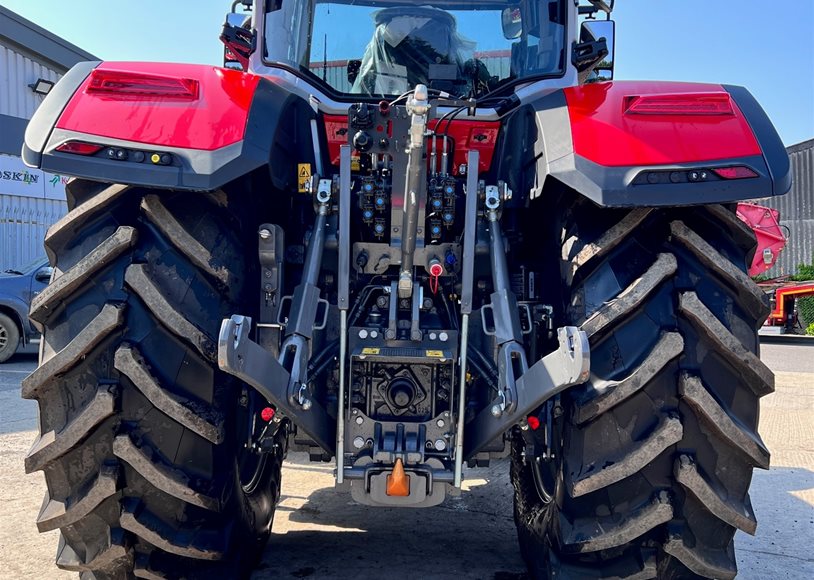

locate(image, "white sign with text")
[[0, 154, 68, 200]]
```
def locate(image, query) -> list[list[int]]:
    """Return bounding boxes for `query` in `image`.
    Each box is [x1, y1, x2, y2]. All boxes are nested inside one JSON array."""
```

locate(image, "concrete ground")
[[1, 343, 812, 579]]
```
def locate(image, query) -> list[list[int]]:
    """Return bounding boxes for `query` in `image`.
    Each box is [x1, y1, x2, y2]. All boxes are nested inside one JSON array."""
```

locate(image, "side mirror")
[[501, 7, 522, 40], [574, 19, 615, 81], [221, 12, 255, 71], [35, 267, 53, 283]]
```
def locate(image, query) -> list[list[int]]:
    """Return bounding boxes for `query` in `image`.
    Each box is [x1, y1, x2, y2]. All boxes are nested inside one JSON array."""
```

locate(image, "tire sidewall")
[[0, 312, 20, 363]]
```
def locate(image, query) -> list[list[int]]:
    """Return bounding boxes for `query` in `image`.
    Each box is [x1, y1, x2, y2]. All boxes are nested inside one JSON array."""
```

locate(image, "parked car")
[[0, 257, 52, 362]]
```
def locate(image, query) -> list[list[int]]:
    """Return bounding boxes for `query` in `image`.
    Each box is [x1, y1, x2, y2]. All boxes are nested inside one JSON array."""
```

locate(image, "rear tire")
[[512, 200, 772, 579], [24, 179, 283, 578], [0, 312, 20, 363]]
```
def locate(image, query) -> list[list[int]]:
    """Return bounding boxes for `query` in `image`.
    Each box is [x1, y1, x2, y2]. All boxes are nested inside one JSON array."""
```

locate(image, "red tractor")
[[21, 1, 790, 578]]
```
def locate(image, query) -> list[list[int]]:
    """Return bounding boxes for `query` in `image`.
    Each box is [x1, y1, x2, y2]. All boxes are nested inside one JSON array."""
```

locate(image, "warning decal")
[[297, 163, 311, 193]]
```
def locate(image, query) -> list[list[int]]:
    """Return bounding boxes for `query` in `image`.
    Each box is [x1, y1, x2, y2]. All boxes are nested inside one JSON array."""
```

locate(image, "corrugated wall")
[[0, 44, 62, 119], [0, 194, 66, 272], [0, 41, 67, 272], [762, 139, 814, 277]]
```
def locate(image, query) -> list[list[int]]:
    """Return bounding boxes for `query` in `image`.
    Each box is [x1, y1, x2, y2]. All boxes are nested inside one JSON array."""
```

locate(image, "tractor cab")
[[223, 0, 615, 100]]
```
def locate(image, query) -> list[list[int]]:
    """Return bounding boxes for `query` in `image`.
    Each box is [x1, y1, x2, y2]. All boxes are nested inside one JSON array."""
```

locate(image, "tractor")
[[21, 0, 790, 578]]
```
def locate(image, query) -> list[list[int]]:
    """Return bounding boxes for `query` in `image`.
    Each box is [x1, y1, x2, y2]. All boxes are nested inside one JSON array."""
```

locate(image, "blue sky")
[[3, 0, 812, 145]]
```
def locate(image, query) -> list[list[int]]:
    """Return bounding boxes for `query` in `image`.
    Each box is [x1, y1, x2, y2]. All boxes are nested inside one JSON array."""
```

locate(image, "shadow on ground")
[[254, 456, 814, 580], [253, 455, 526, 579]]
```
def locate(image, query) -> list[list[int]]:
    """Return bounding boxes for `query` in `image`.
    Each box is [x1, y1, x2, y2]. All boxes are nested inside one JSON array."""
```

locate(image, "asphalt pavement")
[[0, 344, 812, 579]]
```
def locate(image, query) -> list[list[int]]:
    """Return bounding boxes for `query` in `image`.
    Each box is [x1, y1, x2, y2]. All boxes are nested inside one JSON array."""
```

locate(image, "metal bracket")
[[463, 326, 590, 459], [218, 315, 336, 454]]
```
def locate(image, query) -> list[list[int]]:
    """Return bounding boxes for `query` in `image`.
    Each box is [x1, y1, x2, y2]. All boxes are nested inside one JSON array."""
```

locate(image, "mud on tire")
[[24, 179, 284, 579], [512, 199, 772, 579]]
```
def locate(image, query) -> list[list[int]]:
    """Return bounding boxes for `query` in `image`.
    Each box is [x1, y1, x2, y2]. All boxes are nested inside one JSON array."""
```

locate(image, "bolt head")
[[436, 419, 445, 428], [353, 436, 366, 449], [491, 404, 503, 418], [259, 228, 271, 239], [355, 416, 364, 425], [301, 398, 313, 411], [434, 439, 447, 451]]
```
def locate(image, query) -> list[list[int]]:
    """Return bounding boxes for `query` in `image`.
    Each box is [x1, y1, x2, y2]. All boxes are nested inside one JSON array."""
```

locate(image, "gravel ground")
[[1, 345, 812, 579]]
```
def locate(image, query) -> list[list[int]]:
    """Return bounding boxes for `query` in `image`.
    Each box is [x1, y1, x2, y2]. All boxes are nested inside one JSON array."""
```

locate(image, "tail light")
[[55, 141, 104, 155], [86, 70, 199, 100], [625, 93, 734, 116], [712, 166, 759, 180]]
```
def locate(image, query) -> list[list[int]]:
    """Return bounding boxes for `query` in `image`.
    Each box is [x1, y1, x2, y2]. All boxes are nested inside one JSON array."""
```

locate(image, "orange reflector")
[[386, 458, 410, 497]]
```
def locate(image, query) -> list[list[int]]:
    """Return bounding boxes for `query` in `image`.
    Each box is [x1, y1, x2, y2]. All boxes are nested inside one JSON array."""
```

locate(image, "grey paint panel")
[[0, 114, 28, 156], [39, 132, 257, 192], [27, 76, 290, 191], [551, 153, 775, 208], [533, 86, 788, 207], [22, 61, 100, 167], [724, 84, 792, 197]]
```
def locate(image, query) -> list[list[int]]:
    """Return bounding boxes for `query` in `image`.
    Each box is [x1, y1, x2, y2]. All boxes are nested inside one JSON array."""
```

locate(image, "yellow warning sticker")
[[425, 350, 444, 358], [297, 163, 311, 193], [351, 156, 361, 171], [361, 347, 381, 355]]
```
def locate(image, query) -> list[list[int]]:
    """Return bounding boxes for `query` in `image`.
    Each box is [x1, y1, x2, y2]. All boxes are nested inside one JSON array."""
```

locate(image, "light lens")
[[87, 70, 199, 100], [712, 166, 759, 180], [625, 93, 734, 116], [55, 141, 104, 155]]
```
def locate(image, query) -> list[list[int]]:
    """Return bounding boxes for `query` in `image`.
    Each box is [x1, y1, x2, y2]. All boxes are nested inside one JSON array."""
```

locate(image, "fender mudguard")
[[23, 61, 304, 191], [534, 81, 791, 207]]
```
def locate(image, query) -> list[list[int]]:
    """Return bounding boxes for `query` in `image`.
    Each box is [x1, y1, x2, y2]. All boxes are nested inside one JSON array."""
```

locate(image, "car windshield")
[[263, 0, 566, 98]]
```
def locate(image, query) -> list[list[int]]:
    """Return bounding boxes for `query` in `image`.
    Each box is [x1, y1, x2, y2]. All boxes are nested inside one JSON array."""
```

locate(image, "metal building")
[[0, 6, 96, 272], [762, 138, 814, 277]]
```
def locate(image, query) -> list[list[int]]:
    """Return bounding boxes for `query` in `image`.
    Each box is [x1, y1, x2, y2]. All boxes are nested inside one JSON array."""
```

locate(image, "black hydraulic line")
[[307, 339, 340, 378], [466, 345, 499, 392]]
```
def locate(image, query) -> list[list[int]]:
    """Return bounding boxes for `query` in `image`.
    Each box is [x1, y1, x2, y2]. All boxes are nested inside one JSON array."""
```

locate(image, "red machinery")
[[738, 202, 814, 332]]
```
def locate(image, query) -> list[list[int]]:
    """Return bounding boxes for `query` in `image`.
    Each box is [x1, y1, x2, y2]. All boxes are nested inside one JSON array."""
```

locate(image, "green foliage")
[[752, 274, 771, 283], [807, 323, 814, 337], [798, 297, 814, 327], [791, 261, 814, 282]]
